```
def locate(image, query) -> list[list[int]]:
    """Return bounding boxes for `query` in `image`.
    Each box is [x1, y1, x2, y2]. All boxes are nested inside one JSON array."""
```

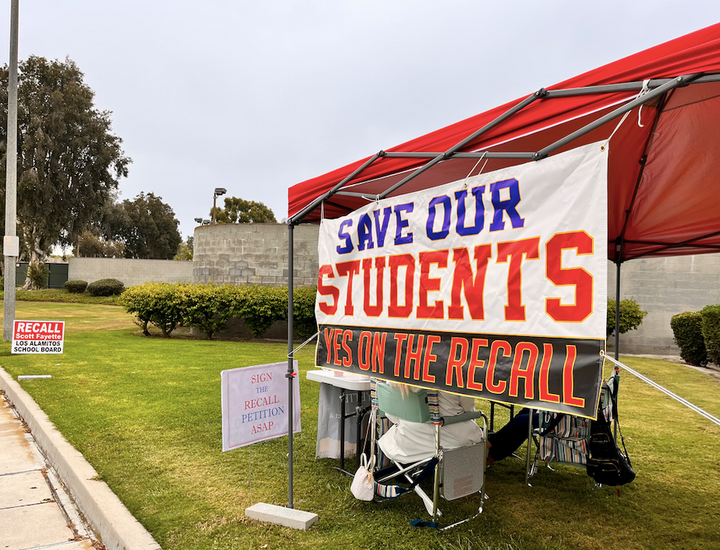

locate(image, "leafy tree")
[[213, 197, 276, 224], [174, 236, 194, 261], [0, 56, 130, 261], [105, 192, 182, 259], [77, 230, 125, 258]]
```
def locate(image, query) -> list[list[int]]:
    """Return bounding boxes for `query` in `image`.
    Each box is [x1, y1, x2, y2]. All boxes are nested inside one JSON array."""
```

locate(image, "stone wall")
[[68, 258, 193, 287], [193, 223, 319, 287], [608, 254, 720, 355]]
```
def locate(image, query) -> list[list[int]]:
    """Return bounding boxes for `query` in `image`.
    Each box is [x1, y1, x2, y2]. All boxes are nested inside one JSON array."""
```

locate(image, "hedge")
[[606, 297, 648, 338], [120, 283, 318, 340], [670, 311, 708, 367], [87, 278, 125, 297], [701, 305, 720, 366], [64, 280, 88, 294]]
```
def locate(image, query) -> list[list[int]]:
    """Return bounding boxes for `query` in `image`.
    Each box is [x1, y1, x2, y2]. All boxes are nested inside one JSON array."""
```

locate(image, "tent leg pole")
[[614, 261, 621, 361], [287, 222, 295, 508]]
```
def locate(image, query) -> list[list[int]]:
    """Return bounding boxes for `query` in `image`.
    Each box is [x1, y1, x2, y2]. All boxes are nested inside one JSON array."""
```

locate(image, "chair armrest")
[[441, 410, 488, 426]]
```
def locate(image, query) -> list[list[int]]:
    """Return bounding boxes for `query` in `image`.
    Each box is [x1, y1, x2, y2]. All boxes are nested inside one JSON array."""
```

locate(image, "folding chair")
[[525, 368, 621, 485], [368, 379, 488, 529]]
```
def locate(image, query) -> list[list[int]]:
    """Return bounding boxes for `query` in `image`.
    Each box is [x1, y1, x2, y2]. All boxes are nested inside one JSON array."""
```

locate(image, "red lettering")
[[317, 264, 340, 315], [563, 345, 585, 407], [448, 244, 492, 320], [546, 231, 594, 322], [336, 260, 361, 315], [388, 254, 415, 318], [509, 342, 538, 399], [362, 256, 385, 317], [446, 337, 468, 388], [416, 250, 448, 319], [496, 237, 541, 322], [539, 343, 560, 403], [486, 340, 511, 394]]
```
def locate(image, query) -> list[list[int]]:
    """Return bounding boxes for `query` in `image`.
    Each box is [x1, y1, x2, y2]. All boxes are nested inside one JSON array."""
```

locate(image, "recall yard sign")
[[315, 142, 608, 418], [12, 320, 65, 354], [221, 361, 301, 451]]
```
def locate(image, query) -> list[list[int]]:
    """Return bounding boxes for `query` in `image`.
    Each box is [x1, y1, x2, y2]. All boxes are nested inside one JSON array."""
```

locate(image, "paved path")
[[0, 395, 95, 550]]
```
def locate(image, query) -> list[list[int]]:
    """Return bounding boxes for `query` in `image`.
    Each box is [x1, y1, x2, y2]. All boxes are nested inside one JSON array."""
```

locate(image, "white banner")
[[221, 362, 301, 451], [315, 142, 608, 418]]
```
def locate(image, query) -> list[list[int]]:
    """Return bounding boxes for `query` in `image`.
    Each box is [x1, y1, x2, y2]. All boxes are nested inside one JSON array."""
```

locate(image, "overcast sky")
[[2, 1, 719, 240]]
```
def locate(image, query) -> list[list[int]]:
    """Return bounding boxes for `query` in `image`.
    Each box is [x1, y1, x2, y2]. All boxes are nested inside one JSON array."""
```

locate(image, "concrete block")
[[245, 502, 318, 530]]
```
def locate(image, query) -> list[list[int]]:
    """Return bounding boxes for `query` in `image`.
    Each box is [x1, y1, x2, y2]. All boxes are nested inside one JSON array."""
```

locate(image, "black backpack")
[[586, 395, 635, 486]]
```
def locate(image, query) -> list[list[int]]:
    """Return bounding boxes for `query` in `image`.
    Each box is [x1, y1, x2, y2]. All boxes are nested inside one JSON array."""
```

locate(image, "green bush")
[[64, 280, 89, 294], [233, 285, 288, 338], [671, 311, 708, 367], [607, 297, 648, 338], [120, 283, 184, 337], [87, 278, 125, 297], [701, 305, 720, 366], [27, 262, 49, 290], [178, 284, 237, 339], [120, 283, 313, 340], [293, 286, 318, 341]]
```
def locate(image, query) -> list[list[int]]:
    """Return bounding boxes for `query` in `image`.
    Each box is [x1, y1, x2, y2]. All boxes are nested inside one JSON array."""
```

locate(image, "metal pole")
[[286, 222, 295, 508], [614, 260, 621, 361], [212, 195, 217, 224], [3, 0, 19, 342]]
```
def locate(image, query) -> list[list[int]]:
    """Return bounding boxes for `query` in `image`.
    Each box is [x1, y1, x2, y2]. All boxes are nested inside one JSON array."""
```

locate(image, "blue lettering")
[[455, 185, 485, 236], [489, 178, 525, 232], [394, 203, 414, 245], [427, 195, 451, 241], [336, 219, 354, 254], [357, 214, 374, 251], [372, 207, 392, 248]]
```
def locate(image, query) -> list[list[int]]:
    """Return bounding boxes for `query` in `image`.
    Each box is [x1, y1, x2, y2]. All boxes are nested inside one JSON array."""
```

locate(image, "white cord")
[[602, 78, 652, 151], [602, 352, 720, 427]]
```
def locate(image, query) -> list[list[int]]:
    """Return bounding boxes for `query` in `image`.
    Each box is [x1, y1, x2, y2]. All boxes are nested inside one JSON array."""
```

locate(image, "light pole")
[[3, 0, 19, 342], [212, 188, 227, 224]]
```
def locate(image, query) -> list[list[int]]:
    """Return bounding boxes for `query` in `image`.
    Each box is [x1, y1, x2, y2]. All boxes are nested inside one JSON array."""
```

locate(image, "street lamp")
[[212, 188, 227, 224]]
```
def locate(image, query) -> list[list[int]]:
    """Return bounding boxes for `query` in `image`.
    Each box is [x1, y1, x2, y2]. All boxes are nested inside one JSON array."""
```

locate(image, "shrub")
[[606, 297, 648, 338], [671, 311, 708, 367], [178, 284, 236, 339], [27, 262, 49, 290], [293, 286, 317, 341], [120, 283, 184, 337], [87, 278, 125, 297], [64, 280, 88, 294], [701, 305, 720, 366], [233, 285, 288, 338]]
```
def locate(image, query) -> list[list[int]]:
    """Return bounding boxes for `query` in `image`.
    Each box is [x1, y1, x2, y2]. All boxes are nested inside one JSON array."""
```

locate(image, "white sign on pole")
[[221, 361, 301, 452], [3, 236, 19, 256], [12, 320, 65, 354]]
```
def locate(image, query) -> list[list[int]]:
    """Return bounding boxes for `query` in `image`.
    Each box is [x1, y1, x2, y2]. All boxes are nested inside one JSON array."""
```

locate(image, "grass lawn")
[[1, 303, 719, 549]]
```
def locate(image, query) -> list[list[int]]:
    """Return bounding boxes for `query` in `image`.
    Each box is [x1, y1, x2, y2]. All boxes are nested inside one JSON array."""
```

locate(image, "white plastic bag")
[[350, 453, 376, 501]]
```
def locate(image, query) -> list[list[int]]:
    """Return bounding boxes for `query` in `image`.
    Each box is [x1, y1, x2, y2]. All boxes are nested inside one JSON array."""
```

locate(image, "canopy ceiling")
[[287, 23, 720, 263]]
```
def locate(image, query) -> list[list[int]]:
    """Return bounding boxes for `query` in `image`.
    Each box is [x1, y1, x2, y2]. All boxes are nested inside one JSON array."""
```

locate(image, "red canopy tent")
[[288, 22, 720, 263], [281, 23, 720, 507]]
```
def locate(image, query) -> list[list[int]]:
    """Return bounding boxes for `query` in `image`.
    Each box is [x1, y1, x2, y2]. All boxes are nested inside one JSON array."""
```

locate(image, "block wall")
[[68, 258, 193, 287], [608, 254, 720, 355], [193, 223, 319, 287]]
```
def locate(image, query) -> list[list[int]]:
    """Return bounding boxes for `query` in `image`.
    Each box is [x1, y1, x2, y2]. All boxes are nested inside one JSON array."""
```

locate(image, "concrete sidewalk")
[[0, 395, 94, 550]]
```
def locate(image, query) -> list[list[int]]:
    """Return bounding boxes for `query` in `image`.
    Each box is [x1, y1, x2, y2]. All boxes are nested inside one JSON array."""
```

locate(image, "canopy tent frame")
[[283, 24, 720, 506]]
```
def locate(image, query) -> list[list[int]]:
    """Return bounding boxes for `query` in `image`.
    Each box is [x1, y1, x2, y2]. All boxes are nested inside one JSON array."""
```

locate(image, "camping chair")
[[368, 379, 488, 529], [525, 368, 620, 485]]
